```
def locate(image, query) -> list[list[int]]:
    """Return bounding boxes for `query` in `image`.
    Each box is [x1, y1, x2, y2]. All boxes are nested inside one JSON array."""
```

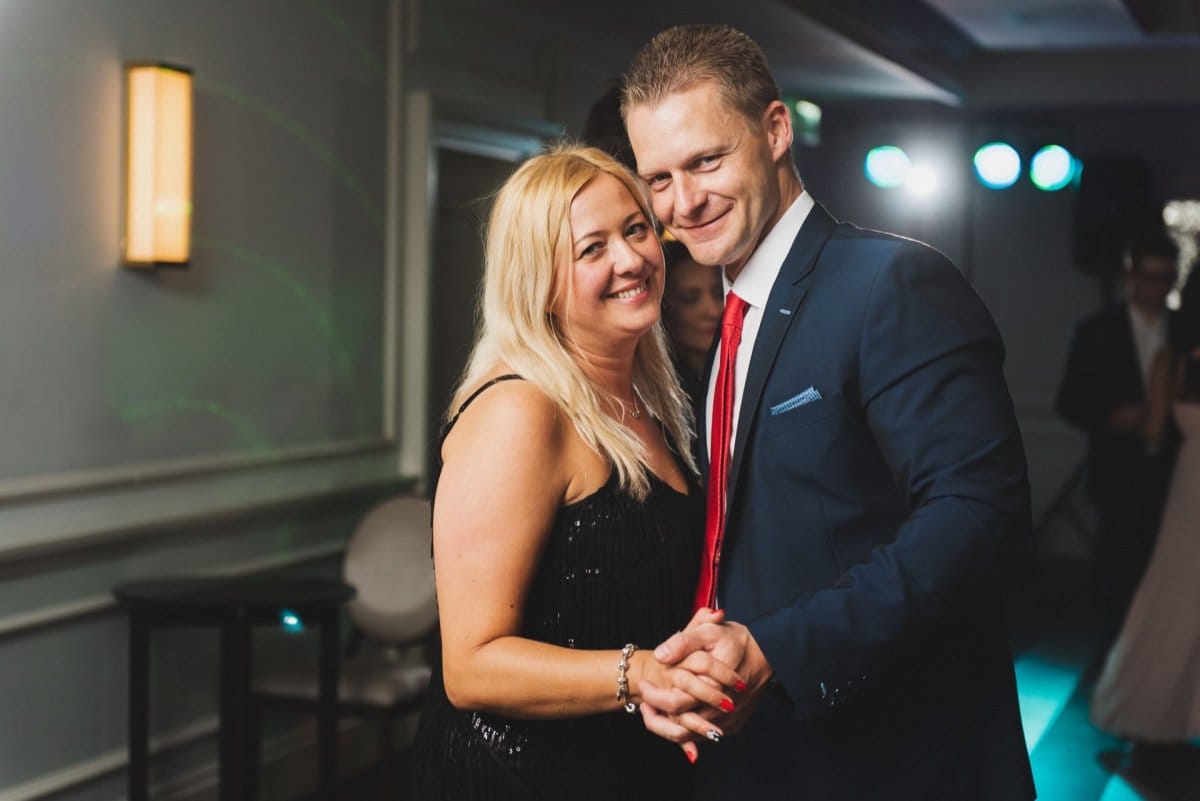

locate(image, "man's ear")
[[762, 100, 794, 162]]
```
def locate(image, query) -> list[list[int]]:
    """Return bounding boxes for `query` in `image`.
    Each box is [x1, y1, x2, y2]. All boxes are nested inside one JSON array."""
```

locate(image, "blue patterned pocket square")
[[770, 387, 822, 415]]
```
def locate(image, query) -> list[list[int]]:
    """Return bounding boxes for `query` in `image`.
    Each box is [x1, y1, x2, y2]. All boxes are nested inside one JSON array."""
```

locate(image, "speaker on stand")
[[1073, 155, 1155, 303]]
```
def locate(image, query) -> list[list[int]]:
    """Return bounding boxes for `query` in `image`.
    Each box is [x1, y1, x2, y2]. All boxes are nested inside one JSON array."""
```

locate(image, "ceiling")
[[515, 0, 1200, 109], [933, 0, 1200, 47], [783, 0, 1200, 107]]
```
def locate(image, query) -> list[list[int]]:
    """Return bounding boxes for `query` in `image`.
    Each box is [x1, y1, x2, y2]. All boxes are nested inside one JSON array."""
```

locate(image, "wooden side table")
[[113, 575, 355, 801]]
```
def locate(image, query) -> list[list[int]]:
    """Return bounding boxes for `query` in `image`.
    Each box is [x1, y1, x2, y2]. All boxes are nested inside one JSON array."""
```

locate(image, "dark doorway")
[[428, 147, 519, 475]]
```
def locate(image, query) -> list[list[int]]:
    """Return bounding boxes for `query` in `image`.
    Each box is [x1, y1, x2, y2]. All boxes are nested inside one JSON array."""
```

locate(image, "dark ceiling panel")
[[784, 0, 978, 96], [1122, 0, 1200, 34]]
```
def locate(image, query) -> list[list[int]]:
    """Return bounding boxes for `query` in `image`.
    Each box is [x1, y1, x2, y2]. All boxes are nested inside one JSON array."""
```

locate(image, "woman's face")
[[552, 173, 664, 353], [663, 256, 723, 362]]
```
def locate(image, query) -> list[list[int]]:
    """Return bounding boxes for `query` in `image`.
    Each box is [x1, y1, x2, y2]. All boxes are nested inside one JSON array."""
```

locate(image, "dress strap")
[[429, 373, 525, 553], [442, 373, 524, 439]]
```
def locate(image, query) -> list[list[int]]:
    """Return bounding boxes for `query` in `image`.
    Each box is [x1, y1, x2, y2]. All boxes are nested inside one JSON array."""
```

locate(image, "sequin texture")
[[413, 467, 703, 801]]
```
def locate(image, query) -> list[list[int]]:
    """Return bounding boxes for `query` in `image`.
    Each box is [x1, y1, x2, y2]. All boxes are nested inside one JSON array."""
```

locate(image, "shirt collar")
[[1128, 304, 1165, 331], [724, 191, 815, 307]]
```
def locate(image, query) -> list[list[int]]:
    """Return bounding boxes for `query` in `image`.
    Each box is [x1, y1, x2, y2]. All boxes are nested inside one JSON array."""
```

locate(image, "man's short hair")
[[1128, 228, 1180, 271], [620, 24, 781, 124]]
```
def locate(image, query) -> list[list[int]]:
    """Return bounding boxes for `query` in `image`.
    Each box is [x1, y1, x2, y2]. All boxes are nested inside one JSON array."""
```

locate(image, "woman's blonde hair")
[[448, 144, 696, 499]]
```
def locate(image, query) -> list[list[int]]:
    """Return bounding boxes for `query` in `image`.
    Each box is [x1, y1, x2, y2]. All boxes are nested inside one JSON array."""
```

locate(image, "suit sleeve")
[[746, 245, 1032, 718]]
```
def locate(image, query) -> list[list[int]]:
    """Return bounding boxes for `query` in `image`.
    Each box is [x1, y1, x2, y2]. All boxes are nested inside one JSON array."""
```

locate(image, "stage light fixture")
[[1030, 145, 1077, 191], [865, 146, 910, 189], [973, 142, 1021, 189]]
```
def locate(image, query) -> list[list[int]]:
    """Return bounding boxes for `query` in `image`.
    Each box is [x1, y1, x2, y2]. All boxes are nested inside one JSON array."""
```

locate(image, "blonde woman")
[[412, 146, 743, 801]]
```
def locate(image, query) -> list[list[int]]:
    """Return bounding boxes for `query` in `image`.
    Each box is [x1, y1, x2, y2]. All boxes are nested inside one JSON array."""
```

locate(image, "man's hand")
[[638, 615, 773, 759], [1108, 402, 1147, 434]]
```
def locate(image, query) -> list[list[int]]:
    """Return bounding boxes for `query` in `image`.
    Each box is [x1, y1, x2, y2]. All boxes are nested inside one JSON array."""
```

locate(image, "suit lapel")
[[724, 203, 837, 511]]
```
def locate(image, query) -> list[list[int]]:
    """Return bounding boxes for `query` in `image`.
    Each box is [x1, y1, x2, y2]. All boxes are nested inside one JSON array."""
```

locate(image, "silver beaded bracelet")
[[617, 643, 639, 713]]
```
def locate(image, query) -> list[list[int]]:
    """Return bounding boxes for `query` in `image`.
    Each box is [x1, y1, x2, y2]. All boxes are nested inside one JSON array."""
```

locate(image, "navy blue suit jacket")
[[696, 203, 1035, 800]]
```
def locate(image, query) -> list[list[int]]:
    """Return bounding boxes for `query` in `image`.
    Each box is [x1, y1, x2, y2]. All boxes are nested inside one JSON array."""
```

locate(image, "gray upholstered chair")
[[253, 496, 437, 797]]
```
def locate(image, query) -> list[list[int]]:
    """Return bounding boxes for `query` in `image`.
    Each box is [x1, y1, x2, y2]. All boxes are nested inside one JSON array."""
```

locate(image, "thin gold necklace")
[[614, 390, 641, 420]]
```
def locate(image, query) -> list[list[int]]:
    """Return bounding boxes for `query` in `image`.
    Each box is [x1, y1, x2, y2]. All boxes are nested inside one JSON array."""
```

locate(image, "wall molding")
[[0, 437, 394, 507], [0, 538, 351, 642], [0, 478, 410, 578], [0, 716, 218, 801], [0, 713, 372, 801]]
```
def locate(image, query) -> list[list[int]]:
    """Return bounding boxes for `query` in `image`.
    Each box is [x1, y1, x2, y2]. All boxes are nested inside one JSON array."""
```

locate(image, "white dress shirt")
[[705, 192, 815, 459], [1128, 304, 1167, 392]]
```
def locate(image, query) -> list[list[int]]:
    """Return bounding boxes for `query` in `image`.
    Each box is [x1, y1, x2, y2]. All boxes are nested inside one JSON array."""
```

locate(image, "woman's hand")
[[631, 649, 742, 742], [638, 614, 774, 760], [630, 607, 744, 750]]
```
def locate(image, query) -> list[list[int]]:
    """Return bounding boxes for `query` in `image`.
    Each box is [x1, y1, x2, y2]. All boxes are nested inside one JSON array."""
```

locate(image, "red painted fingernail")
[[685, 748, 697, 765], [735, 681, 748, 693], [720, 698, 735, 712]]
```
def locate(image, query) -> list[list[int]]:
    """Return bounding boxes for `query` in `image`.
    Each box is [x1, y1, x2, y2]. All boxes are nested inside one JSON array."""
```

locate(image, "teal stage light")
[[973, 142, 1021, 189], [1030, 145, 1077, 191], [788, 98, 822, 147], [865, 146, 910, 188], [279, 608, 305, 633]]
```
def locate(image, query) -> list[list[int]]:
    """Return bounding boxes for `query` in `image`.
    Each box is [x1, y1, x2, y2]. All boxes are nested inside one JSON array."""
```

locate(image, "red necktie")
[[694, 292, 750, 612]]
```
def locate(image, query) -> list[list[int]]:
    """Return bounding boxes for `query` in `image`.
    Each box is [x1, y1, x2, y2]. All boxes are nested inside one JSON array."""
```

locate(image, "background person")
[[1058, 230, 1180, 618], [662, 239, 723, 405], [1091, 264, 1200, 744]]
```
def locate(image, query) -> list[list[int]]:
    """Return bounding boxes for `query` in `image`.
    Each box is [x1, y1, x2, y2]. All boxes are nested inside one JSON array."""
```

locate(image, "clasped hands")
[[630, 608, 773, 762]]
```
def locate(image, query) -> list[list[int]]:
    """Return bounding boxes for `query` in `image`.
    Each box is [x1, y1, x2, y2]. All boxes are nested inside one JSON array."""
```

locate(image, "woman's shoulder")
[[443, 367, 612, 503], [451, 367, 559, 427], [435, 369, 578, 516]]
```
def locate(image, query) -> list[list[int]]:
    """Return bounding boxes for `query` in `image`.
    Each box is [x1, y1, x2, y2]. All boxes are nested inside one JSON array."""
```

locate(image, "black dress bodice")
[[412, 377, 703, 800]]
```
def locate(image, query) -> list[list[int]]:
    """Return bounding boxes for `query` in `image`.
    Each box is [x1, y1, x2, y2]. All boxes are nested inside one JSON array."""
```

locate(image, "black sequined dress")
[[412, 376, 704, 801]]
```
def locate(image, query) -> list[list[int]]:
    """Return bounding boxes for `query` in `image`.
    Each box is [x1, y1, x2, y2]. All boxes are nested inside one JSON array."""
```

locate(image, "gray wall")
[[0, 2, 400, 800], [0, 1, 390, 489]]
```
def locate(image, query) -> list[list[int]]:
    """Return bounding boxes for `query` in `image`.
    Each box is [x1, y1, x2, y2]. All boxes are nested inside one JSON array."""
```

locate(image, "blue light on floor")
[[1015, 655, 1084, 752], [1096, 775, 1144, 800], [1013, 619, 1106, 755]]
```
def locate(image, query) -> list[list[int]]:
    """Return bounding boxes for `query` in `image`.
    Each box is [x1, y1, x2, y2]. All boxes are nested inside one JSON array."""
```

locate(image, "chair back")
[[343, 496, 437, 645]]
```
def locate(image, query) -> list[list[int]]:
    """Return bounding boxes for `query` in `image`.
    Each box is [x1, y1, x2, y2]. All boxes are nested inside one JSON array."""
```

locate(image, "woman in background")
[[412, 145, 742, 801], [661, 240, 723, 405], [1091, 265, 1200, 743]]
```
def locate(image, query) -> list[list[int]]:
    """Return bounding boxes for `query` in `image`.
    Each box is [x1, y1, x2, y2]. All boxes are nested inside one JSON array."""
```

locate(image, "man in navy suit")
[[1057, 233, 1178, 617], [622, 25, 1035, 800]]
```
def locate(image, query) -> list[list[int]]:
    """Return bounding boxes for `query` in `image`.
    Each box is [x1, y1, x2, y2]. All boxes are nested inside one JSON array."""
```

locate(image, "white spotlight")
[[905, 165, 939, 198]]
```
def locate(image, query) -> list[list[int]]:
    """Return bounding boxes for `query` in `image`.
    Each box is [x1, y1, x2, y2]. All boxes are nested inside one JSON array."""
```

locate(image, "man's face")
[[625, 82, 788, 278], [1129, 253, 1177, 311]]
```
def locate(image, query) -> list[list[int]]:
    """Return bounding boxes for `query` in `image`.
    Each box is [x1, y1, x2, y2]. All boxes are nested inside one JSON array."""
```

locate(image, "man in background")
[[1058, 230, 1180, 618]]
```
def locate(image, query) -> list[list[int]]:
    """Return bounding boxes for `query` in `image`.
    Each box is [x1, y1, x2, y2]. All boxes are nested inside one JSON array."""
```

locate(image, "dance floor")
[[298, 560, 1200, 801], [1012, 560, 1200, 801]]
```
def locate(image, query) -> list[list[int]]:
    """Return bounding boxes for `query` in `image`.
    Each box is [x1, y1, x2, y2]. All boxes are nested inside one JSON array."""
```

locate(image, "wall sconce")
[[123, 63, 193, 267]]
